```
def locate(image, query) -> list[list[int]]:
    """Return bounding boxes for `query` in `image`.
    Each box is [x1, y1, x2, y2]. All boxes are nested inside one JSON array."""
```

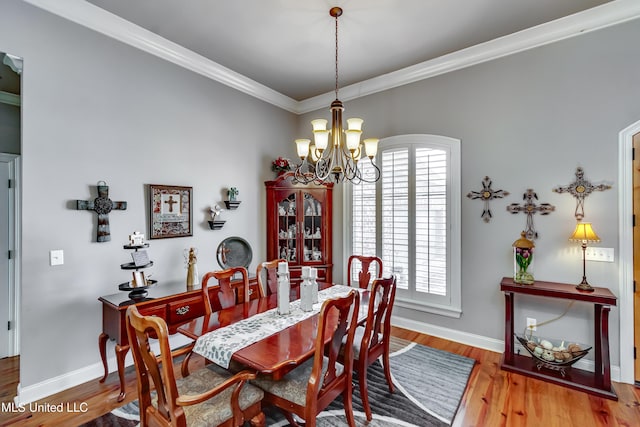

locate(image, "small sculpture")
[[128, 231, 145, 247], [185, 247, 199, 290], [227, 187, 239, 201], [210, 204, 222, 221]]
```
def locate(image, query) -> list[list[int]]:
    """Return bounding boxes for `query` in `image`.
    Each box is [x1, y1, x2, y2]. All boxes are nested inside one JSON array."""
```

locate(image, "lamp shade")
[[569, 222, 600, 243]]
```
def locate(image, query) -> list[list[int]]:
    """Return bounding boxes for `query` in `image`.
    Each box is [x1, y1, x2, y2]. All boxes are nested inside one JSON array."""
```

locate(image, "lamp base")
[[575, 281, 595, 292]]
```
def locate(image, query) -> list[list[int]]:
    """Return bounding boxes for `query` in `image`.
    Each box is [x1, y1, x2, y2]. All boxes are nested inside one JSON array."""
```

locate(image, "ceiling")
[[13, 0, 640, 112], [82, 0, 613, 102]]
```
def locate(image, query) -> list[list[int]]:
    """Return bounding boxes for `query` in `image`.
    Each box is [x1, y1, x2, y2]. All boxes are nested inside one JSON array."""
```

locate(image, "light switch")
[[50, 249, 64, 266]]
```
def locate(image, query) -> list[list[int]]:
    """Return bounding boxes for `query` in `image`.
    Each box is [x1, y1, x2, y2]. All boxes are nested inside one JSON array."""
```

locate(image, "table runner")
[[192, 284, 356, 368]]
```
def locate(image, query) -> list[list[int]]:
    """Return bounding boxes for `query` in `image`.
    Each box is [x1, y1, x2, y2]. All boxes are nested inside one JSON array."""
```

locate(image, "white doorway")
[[0, 153, 19, 358], [618, 119, 640, 385]]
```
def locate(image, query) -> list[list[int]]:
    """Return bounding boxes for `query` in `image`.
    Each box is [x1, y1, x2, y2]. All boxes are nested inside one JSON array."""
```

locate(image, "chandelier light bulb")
[[364, 138, 379, 158], [346, 118, 363, 131], [311, 119, 328, 131], [313, 129, 330, 151], [295, 139, 311, 159], [345, 129, 362, 151]]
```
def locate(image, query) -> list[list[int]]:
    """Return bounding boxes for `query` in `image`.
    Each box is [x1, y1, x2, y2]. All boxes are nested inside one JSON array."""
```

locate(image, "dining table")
[[178, 282, 371, 380]]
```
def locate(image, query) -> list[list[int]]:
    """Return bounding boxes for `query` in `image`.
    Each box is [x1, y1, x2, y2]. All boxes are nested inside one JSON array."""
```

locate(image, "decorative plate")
[[216, 236, 253, 269]]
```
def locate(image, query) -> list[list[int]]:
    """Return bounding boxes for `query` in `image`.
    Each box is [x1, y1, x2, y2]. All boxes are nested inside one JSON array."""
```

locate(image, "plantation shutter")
[[415, 148, 447, 296], [351, 162, 377, 283], [381, 149, 409, 290]]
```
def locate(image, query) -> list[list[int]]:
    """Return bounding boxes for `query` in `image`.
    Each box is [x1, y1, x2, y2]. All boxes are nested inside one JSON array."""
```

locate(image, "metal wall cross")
[[507, 189, 555, 240], [76, 181, 127, 242], [466, 176, 509, 222], [552, 167, 611, 220]]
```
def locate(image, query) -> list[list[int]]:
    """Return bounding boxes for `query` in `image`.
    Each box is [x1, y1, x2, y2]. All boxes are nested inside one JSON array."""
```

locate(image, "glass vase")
[[513, 232, 535, 284]]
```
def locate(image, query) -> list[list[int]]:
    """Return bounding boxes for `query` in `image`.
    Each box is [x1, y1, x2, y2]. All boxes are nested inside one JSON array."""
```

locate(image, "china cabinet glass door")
[[277, 193, 297, 262], [302, 192, 323, 263]]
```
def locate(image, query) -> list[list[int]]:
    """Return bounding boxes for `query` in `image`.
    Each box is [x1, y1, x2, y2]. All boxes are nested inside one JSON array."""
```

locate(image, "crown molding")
[[298, 0, 640, 113], [22, 0, 640, 115], [21, 0, 299, 113]]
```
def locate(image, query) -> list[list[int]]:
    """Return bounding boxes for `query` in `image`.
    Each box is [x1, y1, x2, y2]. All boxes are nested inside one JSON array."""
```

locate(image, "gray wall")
[[0, 0, 296, 390], [301, 19, 640, 365], [2, 0, 639, 396], [0, 102, 20, 154]]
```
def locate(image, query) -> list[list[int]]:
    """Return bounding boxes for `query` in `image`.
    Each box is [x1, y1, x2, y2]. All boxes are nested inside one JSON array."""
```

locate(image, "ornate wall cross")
[[507, 189, 555, 239], [76, 181, 127, 242], [552, 167, 611, 220], [466, 176, 509, 222]]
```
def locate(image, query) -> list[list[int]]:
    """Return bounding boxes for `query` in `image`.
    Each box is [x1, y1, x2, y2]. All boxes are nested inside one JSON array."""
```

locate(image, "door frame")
[[618, 119, 640, 384], [0, 153, 20, 357]]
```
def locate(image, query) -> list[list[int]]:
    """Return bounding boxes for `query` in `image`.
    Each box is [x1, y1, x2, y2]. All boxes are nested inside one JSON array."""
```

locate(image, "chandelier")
[[293, 7, 380, 185]]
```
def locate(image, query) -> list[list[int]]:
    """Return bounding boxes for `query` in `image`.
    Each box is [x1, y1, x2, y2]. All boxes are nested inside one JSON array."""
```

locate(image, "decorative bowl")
[[515, 334, 591, 377]]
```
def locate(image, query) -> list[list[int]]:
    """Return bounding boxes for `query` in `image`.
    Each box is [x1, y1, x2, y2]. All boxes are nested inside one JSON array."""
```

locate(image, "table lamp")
[[569, 222, 600, 292]]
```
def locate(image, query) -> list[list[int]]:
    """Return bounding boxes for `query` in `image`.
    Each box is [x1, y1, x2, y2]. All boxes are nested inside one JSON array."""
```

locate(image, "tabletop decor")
[[466, 176, 509, 222], [569, 222, 600, 292], [512, 231, 535, 284], [506, 188, 555, 240], [552, 167, 612, 221], [271, 156, 292, 176], [148, 184, 192, 239], [516, 334, 591, 378], [224, 187, 241, 209], [216, 236, 252, 269], [207, 204, 225, 230]]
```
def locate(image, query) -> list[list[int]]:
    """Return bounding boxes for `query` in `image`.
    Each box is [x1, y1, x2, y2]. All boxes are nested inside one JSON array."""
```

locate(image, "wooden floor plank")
[[0, 327, 638, 426]]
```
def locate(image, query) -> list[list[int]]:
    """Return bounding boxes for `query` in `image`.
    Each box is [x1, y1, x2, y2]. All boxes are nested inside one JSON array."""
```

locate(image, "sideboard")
[[99, 278, 257, 401], [500, 277, 617, 400]]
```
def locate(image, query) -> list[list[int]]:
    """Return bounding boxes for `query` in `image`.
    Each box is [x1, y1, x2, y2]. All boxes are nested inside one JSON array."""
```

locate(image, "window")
[[347, 134, 461, 317]]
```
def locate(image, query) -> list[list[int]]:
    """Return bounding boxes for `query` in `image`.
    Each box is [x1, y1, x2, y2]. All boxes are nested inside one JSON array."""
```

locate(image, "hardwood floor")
[[0, 327, 638, 426]]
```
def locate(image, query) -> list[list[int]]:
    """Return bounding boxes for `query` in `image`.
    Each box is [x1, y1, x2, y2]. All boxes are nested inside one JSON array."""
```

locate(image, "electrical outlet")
[[49, 249, 64, 266], [526, 317, 537, 331], [584, 247, 614, 262]]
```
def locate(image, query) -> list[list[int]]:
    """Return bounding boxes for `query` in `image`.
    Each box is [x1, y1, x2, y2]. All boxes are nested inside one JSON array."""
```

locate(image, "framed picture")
[[148, 184, 193, 239]]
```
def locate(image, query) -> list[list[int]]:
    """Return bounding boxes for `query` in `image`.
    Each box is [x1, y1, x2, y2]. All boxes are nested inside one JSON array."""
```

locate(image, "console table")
[[500, 277, 617, 400], [99, 279, 257, 401]]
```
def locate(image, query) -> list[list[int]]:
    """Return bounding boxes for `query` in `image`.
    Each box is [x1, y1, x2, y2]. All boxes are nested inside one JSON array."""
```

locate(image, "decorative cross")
[[507, 189, 555, 240], [466, 176, 509, 223], [164, 195, 178, 213], [552, 167, 611, 221], [76, 181, 127, 242]]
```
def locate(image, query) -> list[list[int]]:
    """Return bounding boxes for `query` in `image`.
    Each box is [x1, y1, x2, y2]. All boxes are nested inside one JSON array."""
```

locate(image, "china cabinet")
[[265, 172, 333, 284]]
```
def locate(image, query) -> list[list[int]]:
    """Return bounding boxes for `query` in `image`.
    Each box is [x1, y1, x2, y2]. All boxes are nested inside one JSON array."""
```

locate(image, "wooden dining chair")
[[252, 290, 360, 427], [125, 305, 266, 427], [347, 255, 383, 289], [202, 266, 254, 312], [181, 266, 258, 375], [353, 274, 397, 421], [255, 259, 286, 297]]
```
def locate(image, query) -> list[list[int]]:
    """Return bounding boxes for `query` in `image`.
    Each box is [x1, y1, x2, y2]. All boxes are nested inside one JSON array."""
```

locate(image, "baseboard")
[[391, 315, 621, 383], [15, 334, 193, 405]]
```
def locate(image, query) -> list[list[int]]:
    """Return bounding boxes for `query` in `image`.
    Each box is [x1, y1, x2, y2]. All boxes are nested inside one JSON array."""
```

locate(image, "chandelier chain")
[[334, 11, 339, 99]]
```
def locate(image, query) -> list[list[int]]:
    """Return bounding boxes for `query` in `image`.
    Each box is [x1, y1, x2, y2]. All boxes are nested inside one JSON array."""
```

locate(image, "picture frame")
[[148, 184, 193, 239]]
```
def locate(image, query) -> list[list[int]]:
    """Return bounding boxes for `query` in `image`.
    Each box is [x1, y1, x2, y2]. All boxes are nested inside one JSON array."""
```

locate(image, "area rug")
[[81, 339, 475, 427]]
